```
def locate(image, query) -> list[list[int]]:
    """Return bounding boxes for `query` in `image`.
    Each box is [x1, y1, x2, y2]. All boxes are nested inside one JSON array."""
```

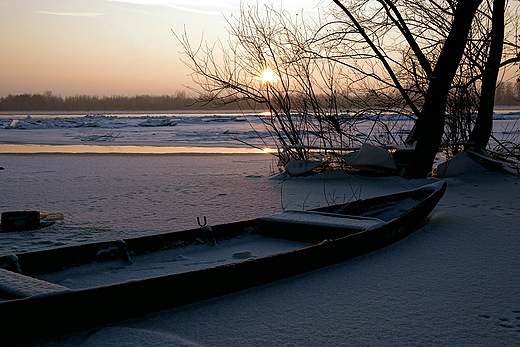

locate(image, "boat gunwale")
[[0, 181, 446, 279], [0, 180, 447, 346]]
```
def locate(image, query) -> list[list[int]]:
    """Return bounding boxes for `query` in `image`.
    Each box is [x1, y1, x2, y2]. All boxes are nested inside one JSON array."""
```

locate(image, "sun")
[[260, 67, 278, 84], [261, 147, 275, 153]]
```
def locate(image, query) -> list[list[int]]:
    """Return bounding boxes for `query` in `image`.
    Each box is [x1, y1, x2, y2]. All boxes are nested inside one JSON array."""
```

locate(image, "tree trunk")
[[404, 0, 483, 178], [468, 0, 505, 150]]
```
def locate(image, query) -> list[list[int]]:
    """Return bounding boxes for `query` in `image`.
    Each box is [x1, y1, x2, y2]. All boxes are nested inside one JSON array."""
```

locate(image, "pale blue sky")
[[0, 0, 320, 97]]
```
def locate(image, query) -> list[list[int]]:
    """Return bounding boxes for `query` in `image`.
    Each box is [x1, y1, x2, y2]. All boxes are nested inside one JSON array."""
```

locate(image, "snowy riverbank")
[[1, 107, 519, 346], [0, 154, 519, 346]]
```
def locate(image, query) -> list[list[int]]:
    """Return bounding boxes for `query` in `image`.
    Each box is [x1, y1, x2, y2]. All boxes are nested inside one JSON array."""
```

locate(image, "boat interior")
[[0, 183, 438, 300]]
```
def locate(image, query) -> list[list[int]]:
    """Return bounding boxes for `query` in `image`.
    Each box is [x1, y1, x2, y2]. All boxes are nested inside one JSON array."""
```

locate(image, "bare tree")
[[403, 0, 483, 177], [328, 0, 520, 177], [177, 0, 520, 176], [176, 3, 416, 165], [178, 5, 328, 163], [468, 0, 506, 150]]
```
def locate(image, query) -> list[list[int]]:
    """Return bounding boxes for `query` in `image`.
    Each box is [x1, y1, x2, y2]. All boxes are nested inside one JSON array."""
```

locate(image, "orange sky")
[[0, 0, 317, 97], [2, 1, 516, 99]]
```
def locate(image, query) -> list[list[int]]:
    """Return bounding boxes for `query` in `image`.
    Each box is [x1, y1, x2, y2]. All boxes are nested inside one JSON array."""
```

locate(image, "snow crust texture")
[[1, 107, 519, 346], [0, 155, 519, 347]]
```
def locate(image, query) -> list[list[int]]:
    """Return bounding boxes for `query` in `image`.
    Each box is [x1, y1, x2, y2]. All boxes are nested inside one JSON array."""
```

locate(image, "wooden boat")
[[0, 211, 42, 232], [1, 211, 57, 232], [0, 181, 446, 345], [465, 147, 519, 175]]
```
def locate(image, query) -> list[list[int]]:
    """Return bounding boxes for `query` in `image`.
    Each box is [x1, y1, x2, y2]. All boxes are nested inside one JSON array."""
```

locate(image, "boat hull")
[[0, 181, 446, 345]]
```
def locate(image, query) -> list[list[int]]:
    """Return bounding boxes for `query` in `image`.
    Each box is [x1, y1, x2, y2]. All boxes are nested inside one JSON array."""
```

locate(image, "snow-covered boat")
[[0, 181, 446, 345], [465, 148, 519, 175], [0, 211, 58, 232]]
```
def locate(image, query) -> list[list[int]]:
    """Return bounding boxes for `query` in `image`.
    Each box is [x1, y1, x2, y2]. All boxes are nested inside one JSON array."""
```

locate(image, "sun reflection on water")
[[0, 144, 266, 155]]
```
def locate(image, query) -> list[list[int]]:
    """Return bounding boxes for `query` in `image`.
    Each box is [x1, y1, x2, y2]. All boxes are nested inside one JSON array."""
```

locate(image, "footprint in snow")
[[479, 311, 520, 332]]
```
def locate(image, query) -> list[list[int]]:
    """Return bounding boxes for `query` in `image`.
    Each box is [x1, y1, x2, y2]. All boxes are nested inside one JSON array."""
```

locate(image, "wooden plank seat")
[[260, 210, 387, 231]]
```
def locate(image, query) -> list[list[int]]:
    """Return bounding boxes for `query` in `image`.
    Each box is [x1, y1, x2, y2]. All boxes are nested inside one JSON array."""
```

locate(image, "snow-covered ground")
[[0, 108, 519, 346]]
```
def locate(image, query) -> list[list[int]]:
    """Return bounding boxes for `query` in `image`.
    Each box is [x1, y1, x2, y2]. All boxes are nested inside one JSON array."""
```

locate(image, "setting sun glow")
[[260, 67, 278, 84]]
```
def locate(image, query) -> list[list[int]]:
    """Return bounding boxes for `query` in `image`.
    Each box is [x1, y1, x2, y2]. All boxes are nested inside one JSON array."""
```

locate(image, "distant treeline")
[[0, 91, 255, 112], [495, 80, 520, 105], [1, 82, 519, 111]]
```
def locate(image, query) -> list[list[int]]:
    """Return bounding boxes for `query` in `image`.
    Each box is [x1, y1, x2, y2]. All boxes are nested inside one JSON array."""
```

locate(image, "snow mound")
[[138, 117, 178, 127], [5, 119, 22, 129], [436, 151, 487, 178], [285, 160, 322, 176], [347, 143, 397, 171]]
